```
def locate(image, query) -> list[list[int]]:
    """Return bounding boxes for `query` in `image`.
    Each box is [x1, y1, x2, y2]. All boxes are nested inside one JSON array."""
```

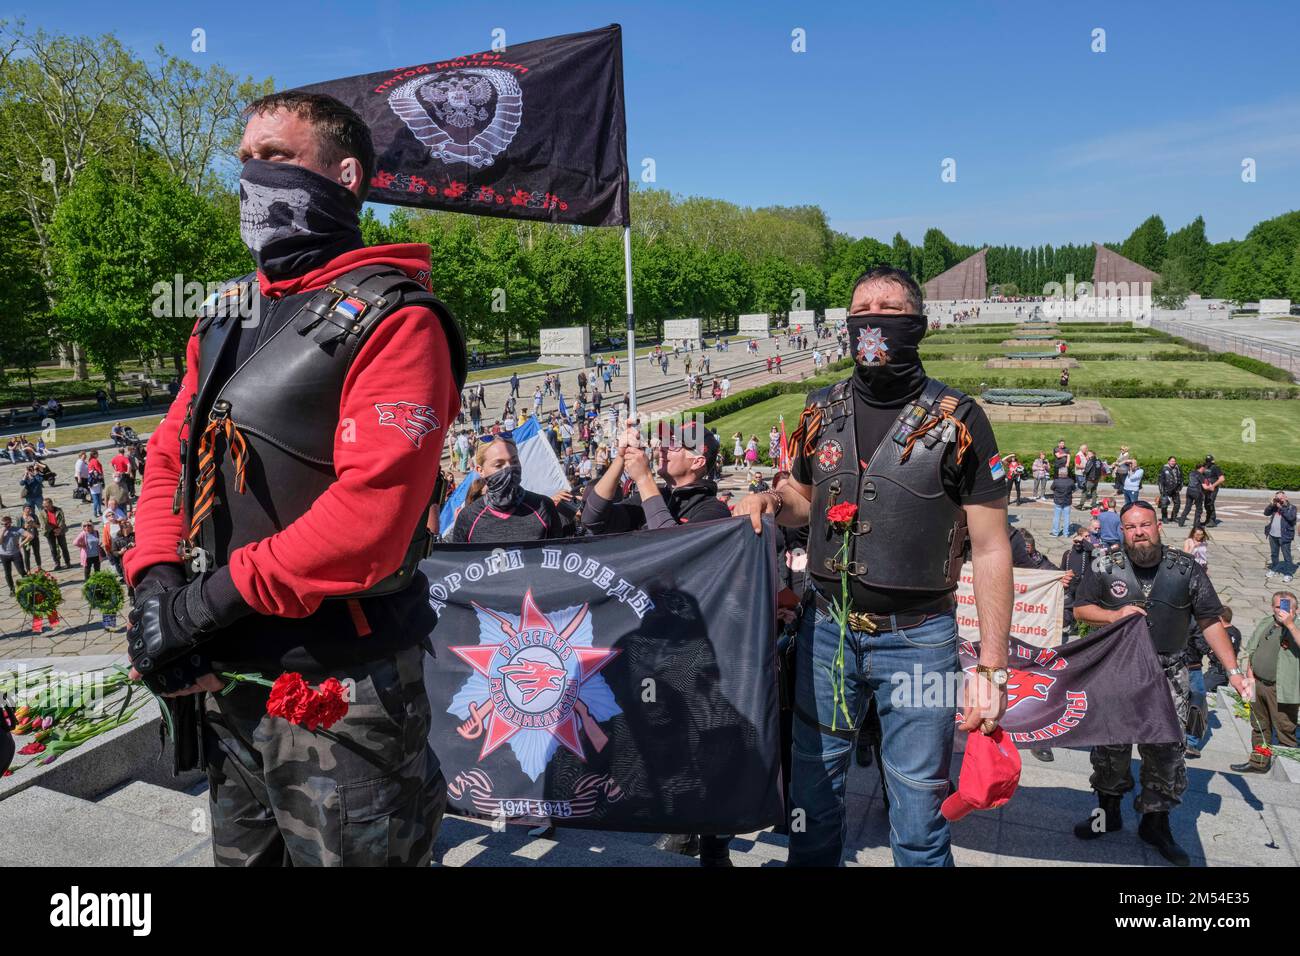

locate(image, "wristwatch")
[[976, 665, 1009, 686], [1227, 667, 1244, 677]]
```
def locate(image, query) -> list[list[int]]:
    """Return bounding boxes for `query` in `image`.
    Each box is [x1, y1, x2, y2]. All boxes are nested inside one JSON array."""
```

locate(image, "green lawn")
[[7, 413, 169, 449], [921, 359, 1283, 390], [986, 400, 1300, 463], [465, 362, 559, 383], [709, 394, 1298, 468]]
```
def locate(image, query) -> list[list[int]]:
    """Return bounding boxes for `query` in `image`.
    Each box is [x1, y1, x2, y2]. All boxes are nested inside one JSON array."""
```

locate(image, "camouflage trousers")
[[202, 644, 447, 867], [1089, 652, 1190, 813]]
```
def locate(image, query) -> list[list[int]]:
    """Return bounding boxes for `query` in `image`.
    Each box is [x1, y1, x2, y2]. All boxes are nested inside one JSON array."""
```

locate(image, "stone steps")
[[0, 785, 211, 867]]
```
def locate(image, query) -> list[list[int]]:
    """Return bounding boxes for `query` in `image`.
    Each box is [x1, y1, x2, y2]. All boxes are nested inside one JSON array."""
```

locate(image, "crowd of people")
[[0, 424, 146, 597]]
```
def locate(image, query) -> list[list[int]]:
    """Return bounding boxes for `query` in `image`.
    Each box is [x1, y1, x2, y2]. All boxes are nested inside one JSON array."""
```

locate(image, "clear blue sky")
[[11, 0, 1300, 246]]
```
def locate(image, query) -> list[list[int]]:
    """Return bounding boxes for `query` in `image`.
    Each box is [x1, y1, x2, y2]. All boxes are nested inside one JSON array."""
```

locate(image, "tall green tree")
[[1119, 214, 1168, 271], [1164, 216, 1209, 291], [48, 159, 232, 387]]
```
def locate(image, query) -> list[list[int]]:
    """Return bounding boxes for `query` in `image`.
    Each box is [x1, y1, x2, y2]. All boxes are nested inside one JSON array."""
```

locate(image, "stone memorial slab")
[[738, 313, 770, 338], [539, 326, 591, 366], [787, 310, 815, 331], [663, 318, 702, 347], [824, 307, 847, 326], [1258, 299, 1292, 316]]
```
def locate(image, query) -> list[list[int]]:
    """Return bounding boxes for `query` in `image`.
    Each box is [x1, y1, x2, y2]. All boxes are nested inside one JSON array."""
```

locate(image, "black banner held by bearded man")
[[419, 518, 782, 834], [957, 616, 1183, 748], [295, 24, 629, 227]]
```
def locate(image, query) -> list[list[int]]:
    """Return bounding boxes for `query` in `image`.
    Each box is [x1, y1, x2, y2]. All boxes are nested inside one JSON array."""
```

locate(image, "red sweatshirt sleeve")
[[122, 327, 200, 587], [223, 306, 459, 618]]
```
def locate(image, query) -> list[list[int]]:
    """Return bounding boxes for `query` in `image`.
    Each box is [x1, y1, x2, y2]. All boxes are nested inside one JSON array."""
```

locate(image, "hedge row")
[[691, 359, 854, 421], [0, 379, 111, 406], [945, 377, 1296, 400], [930, 351, 1190, 361], [923, 335, 1161, 346], [1210, 352, 1296, 383]]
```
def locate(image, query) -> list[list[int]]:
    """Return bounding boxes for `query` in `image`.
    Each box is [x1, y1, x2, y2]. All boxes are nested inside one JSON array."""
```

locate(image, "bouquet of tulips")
[[1, 665, 147, 776], [1, 661, 353, 778]]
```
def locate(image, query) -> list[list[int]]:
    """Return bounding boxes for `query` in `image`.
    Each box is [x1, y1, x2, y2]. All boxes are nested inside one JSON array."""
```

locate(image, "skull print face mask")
[[238, 159, 364, 280]]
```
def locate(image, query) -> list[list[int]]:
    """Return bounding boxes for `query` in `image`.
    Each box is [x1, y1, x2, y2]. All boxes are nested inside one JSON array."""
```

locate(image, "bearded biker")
[[1070, 500, 1250, 866], [734, 266, 1014, 867], [123, 91, 466, 867]]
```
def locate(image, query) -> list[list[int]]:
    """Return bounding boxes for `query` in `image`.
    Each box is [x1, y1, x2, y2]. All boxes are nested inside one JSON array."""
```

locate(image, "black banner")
[[959, 616, 1183, 748], [419, 518, 781, 833], [296, 25, 629, 227]]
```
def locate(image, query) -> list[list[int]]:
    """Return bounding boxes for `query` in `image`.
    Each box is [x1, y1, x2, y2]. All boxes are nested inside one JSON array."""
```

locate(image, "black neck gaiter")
[[239, 159, 364, 280], [846, 313, 928, 406]]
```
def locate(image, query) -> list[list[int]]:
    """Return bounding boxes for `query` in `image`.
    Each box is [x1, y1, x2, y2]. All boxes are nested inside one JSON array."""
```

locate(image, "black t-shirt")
[[1203, 464, 1223, 492], [792, 377, 1005, 614], [1073, 548, 1224, 653]]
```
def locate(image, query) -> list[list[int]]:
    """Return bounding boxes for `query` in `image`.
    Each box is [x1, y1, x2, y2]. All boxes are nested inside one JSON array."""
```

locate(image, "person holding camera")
[[1264, 491, 1296, 583]]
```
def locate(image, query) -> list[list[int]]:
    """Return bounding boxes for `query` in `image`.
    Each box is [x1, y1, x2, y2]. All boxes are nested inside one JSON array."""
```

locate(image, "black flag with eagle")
[[295, 24, 630, 227]]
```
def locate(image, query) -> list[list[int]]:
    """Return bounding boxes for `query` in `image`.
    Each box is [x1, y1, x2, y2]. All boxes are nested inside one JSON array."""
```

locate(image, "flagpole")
[[623, 225, 638, 419]]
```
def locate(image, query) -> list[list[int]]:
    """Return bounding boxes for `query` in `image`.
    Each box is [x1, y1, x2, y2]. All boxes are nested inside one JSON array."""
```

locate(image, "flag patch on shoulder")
[[988, 454, 1006, 481]]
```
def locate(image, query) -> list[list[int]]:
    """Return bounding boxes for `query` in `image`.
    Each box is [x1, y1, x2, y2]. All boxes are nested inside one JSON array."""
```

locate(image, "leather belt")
[[811, 589, 938, 633]]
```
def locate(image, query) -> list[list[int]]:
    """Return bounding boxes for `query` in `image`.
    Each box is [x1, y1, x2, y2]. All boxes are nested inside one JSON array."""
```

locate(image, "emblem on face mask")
[[855, 326, 889, 366], [388, 68, 523, 169], [817, 439, 843, 472], [1109, 581, 1129, 599]]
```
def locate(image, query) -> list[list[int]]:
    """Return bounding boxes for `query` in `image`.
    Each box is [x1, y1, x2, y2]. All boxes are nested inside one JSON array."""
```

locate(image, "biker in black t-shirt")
[[734, 267, 1013, 868]]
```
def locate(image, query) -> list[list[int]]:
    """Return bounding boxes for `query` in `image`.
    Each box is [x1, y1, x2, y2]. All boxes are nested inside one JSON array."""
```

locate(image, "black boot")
[[1138, 811, 1191, 866], [699, 834, 733, 868], [1030, 747, 1054, 762], [653, 833, 700, 857], [1074, 792, 1122, 839]]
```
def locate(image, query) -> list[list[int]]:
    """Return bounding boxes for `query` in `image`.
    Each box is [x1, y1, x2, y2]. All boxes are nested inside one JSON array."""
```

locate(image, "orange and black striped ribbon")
[[898, 396, 971, 466], [187, 416, 249, 544]]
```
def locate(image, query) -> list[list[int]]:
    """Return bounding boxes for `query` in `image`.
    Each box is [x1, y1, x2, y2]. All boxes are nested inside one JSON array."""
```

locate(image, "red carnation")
[[266, 673, 313, 724], [827, 503, 859, 527], [265, 673, 349, 732], [301, 678, 350, 732], [1254, 744, 1273, 757]]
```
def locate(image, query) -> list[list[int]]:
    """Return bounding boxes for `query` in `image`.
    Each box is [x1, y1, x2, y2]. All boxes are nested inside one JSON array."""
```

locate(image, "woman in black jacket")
[[450, 438, 567, 544]]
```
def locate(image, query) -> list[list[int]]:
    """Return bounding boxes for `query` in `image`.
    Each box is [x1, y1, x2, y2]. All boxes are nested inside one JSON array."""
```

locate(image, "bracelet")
[[763, 490, 785, 517]]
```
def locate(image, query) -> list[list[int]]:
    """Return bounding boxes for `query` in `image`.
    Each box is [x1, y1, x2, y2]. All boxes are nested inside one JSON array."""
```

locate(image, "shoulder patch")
[[375, 401, 441, 448]]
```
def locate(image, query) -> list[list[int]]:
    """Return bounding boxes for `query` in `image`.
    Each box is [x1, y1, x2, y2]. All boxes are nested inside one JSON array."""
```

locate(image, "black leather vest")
[[1089, 545, 1196, 653], [174, 264, 466, 598], [806, 377, 969, 593]]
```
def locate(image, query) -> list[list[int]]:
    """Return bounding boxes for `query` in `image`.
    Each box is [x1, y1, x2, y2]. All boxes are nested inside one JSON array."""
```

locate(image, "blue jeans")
[[1052, 504, 1071, 536], [91, 490, 102, 517], [1269, 536, 1294, 575], [1186, 668, 1210, 750], [1123, 489, 1139, 506], [789, 605, 958, 867]]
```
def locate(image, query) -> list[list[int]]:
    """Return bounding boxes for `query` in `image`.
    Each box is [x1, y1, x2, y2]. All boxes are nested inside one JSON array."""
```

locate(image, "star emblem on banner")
[[448, 590, 621, 780], [856, 326, 890, 365]]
